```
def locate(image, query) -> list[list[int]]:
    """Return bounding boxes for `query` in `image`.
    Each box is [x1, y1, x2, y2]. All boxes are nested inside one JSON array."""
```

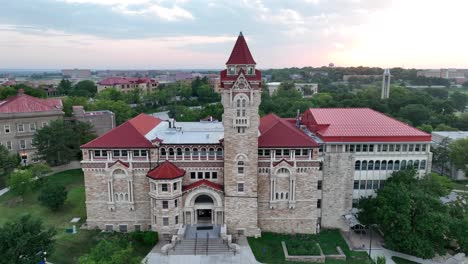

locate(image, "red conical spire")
[[226, 32, 256, 65]]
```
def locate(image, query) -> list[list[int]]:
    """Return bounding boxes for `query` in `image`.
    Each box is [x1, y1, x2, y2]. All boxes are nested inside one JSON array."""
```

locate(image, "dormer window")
[[247, 66, 253, 75], [228, 66, 236, 75]]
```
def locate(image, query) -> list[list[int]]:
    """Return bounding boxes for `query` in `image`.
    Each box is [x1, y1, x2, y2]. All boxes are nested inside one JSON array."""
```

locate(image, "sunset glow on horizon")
[[1, 0, 467, 69]]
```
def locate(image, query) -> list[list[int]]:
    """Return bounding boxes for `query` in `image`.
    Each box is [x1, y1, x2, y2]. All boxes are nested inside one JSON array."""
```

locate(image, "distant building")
[[62, 69, 92, 79], [342, 74, 380, 82], [432, 131, 468, 180], [0, 89, 63, 164], [266, 82, 318, 97], [417, 68, 468, 84], [70, 106, 115, 137], [96, 70, 150, 78], [97, 77, 158, 93], [381, 69, 391, 99]]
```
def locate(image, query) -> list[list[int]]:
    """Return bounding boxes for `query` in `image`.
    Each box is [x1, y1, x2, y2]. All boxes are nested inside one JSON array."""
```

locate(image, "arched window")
[[280, 193, 284, 199], [125, 193, 128, 201], [237, 99, 241, 108], [401, 160, 407, 170], [216, 148, 223, 156], [277, 168, 290, 177], [169, 148, 174, 156], [355, 161, 361, 171], [408, 160, 413, 167], [184, 148, 190, 156], [285, 193, 289, 199], [113, 169, 125, 177], [201, 148, 207, 157], [115, 193, 119, 201], [237, 161, 245, 174], [394, 160, 400, 170], [208, 148, 215, 156], [368, 160, 374, 170], [388, 160, 394, 170], [176, 148, 182, 156], [420, 160, 426, 170], [361, 160, 367, 171], [381, 160, 387, 170], [242, 99, 246, 107], [414, 160, 419, 169], [193, 148, 199, 156], [375, 160, 381, 170], [160, 148, 166, 156], [276, 193, 279, 199]]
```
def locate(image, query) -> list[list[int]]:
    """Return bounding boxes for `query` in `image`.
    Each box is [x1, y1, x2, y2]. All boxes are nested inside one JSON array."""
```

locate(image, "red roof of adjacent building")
[[226, 32, 256, 65], [147, 160, 185, 180], [81, 113, 162, 148], [259, 113, 319, 148], [302, 108, 431, 142], [183, 179, 223, 192], [0, 90, 63, 113]]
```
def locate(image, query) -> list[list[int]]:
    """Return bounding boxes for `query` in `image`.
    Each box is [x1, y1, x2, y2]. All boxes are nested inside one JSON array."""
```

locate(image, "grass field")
[[392, 256, 420, 264], [0, 169, 154, 264], [248, 230, 372, 264]]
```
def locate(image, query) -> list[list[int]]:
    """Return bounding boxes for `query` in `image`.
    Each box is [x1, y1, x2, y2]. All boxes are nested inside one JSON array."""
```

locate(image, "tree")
[[62, 96, 90, 117], [8, 169, 33, 196], [399, 104, 431, 126], [33, 120, 96, 166], [450, 91, 468, 112], [434, 124, 458, 131], [38, 184, 68, 211], [417, 124, 433, 133], [358, 170, 458, 259], [0, 214, 56, 264], [449, 138, 468, 176], [91, 99, 135, 124], [30, 163, 53, 178], [0, 144, 20, 187], [57, 79, 73, 95], [70, 80, 97, 98], [96, 88, 124, 101], [78, 240, 140, 264], [432, 138, 451, 176]]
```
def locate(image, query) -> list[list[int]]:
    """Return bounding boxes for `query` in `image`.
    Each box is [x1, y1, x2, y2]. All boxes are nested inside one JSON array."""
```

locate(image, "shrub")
[[8, 169, 33, 196], [38, 184, 68, 211], [142, 231, 158, 246]]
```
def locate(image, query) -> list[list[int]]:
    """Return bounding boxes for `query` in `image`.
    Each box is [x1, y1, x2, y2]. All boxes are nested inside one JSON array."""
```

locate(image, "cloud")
[[56, 0, 194, 21]]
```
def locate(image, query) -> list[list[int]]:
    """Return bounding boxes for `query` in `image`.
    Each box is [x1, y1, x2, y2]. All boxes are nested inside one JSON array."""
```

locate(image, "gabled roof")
[[109, 160, 129, 168], [259, 113, 319, 148], [147, 160, 185, 180], [183, 179, 223, 192], [0, 90, 63, 113], [226, 32, 256, 65], [303, 108, 431, 142], [81, 113, 162, 148]]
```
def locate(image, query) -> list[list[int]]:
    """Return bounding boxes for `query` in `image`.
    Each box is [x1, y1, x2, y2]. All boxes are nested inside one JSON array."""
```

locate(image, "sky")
[[1, 0, 467, 69]]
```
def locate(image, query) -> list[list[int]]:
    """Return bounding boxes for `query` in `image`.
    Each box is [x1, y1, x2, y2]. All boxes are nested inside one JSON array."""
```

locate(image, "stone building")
[[97, 77, 158, 93], [0, 89, 63, 164], [80, 33, 432, 239], [71, 106, 115, 136]]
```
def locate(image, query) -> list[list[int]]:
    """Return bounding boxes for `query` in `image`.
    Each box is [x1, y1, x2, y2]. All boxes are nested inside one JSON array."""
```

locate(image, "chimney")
[[295, 109, 301, 127]]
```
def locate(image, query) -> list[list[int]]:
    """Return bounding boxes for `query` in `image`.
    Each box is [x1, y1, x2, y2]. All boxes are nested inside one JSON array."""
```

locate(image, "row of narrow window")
[[355, 160, 426, 171], [258, 149, 310, 156], [343, 143, 428, 153], [160, 147, 223, 156], [353, 180, 386, 190]]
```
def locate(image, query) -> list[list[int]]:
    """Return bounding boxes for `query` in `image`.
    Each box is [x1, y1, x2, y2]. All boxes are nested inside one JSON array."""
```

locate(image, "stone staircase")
[[168, 238, 233, 255]]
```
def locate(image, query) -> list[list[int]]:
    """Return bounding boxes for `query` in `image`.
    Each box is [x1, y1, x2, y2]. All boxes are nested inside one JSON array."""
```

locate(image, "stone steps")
[[169, 239, 232, 255]]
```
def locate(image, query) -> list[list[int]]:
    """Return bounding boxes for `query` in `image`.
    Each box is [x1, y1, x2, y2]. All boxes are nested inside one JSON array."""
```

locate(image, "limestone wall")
[[321, 152, 354, 231]]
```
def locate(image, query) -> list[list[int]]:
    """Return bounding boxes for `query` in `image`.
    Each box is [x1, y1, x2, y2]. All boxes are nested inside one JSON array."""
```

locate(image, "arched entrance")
[[184, 187, 224, 225], [195, 195, 214, 224]]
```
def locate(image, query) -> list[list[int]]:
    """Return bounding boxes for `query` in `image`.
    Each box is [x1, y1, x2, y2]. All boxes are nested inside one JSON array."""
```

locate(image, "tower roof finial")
[[239, 31, 243, 37]]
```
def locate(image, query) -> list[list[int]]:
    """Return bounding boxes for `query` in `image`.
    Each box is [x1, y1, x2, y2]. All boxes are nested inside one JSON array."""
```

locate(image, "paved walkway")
[[185, 224, 221, 239], [143, 237, 260, 264]]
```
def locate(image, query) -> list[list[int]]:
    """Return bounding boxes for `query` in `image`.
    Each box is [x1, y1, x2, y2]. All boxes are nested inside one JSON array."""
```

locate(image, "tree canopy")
[[0, 144, 20, 187], [33, 120, 96, 166], [358, 169, 467, 258]]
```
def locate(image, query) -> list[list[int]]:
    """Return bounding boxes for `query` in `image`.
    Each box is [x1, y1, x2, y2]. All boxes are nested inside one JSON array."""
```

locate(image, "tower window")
[[237, 161, 245, 174]]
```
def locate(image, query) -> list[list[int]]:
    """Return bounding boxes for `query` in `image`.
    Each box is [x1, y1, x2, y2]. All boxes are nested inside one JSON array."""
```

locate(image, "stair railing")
[[206, 232, 209, 255], [194, 232, 198, 255]]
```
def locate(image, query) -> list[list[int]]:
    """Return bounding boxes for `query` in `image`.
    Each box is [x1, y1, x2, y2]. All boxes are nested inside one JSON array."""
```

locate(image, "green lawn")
[[248, 230, 373, 264], [392, 256, 420, 264], [452, 180, 468, 191], [0, 169, 155, 264]]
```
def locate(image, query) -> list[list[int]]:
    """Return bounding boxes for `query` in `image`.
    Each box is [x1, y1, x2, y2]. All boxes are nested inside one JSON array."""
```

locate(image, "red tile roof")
[[259, 113, 319, 148], [109, 160, 129, 168], [0, 91, 63, 113], [302, 108, 431, 142], [81, 113, 161, 148], [183, 179, 223, 192], [226, 32, 256, 65], [147, 160, 185, 180]]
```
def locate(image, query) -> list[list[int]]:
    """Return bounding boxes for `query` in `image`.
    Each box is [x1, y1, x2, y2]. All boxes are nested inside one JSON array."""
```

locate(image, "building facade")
[[80, 33, 432, 238], [432, 131, 468, 180], [97, 77, 158, 93], [0, 89, 63, 164]]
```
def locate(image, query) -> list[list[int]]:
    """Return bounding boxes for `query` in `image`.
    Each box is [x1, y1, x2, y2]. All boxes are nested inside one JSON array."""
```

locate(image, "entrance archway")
[[195, 195, 214, 224]]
